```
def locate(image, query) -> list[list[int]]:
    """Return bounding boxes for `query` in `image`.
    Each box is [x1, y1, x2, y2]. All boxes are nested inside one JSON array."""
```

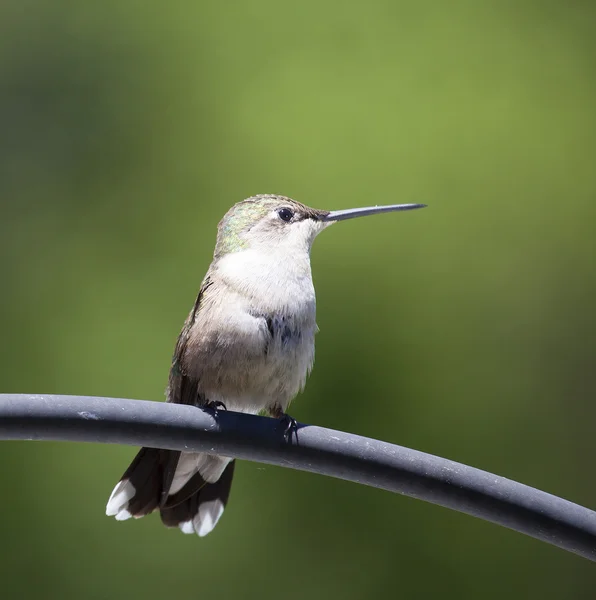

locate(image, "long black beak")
[[321, 203, 427, 222]]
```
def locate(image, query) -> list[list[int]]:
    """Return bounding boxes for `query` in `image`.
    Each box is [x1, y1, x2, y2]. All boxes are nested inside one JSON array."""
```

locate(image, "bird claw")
[[277, 413, 298, 443], [204, 400, 227, 415]]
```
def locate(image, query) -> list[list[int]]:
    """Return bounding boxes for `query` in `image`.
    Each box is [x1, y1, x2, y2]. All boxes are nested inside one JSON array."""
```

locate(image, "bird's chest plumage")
[[189, 250, 318, 413], [261, 307, 317, 386]]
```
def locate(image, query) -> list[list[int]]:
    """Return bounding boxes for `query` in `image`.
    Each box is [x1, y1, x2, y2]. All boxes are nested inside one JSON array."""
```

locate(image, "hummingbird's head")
[[214, 195, 331, 258], [213, 194, 427, 259]]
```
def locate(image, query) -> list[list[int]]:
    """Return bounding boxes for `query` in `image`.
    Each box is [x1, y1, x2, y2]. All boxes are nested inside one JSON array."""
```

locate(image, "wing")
[[167, 275, 213, 407], [159, 276, 214, 505]]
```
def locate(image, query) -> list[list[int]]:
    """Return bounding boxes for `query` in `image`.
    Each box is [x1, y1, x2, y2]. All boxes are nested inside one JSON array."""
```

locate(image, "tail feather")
[[106, 447, 165, 520], [106, 447, 235, 537], [163, 471, 207, 508], [161, 460, 235, 537]]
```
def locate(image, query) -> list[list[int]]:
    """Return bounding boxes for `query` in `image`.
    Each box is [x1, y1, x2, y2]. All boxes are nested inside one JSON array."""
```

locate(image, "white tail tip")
[[106, 479, 136, 517]]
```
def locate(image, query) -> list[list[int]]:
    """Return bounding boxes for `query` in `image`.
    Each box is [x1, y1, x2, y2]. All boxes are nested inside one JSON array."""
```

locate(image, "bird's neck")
[[211, 247, 316, 315]]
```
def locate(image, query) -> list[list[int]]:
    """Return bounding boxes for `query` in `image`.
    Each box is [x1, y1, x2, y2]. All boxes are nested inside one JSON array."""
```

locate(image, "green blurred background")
[[1, 0, 595, 598]]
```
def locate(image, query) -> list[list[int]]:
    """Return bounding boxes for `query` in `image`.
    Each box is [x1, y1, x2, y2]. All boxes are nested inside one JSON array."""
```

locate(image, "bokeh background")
[[1, 1, 595, 598]]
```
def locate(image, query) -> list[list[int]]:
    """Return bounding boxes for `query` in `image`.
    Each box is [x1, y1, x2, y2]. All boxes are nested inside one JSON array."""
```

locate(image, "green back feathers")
[[215, 199, 270, 257]]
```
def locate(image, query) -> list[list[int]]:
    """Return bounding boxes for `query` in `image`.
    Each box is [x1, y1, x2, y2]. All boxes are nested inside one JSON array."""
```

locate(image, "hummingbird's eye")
[[277, 208, 294, 222]]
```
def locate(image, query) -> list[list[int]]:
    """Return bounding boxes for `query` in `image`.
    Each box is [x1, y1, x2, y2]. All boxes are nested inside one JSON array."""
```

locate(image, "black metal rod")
[[0, 393, 595, 561]]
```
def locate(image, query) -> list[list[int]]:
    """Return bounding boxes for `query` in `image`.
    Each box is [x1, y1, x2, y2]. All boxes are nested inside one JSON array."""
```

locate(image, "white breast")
[[194, 247, 318, 413], [216, 248, 315, 313]]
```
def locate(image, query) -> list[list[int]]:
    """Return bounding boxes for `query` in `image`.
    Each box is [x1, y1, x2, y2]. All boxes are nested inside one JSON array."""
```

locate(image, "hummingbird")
[[106, 194, 425, 536]]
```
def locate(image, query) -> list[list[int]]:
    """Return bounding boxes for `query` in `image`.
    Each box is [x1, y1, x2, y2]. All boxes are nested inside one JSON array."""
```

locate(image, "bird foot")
[[277, 413, 298, 443], [204, 400, 227, 415]]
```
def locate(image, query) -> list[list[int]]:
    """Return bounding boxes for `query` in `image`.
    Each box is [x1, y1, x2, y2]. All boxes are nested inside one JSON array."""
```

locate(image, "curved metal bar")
[[0, 393, 594, 561]]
